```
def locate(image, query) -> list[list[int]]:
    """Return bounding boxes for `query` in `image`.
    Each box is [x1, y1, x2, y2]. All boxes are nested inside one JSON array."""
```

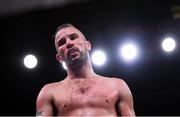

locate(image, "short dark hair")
[[55, 23, 76, 35], [54, 23, 87, 41]]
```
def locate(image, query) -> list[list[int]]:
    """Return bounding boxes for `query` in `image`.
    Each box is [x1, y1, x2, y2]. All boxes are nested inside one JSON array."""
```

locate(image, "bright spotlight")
[[91, 50, 106, 66], [120, 43, 138, 61], [23, 54, 37, 69], [162, 37, 176, 52], [62, 61, 67, 70]]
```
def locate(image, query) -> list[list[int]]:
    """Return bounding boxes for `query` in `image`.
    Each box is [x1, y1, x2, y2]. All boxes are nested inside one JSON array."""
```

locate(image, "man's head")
[[55, 24, 91, 67]]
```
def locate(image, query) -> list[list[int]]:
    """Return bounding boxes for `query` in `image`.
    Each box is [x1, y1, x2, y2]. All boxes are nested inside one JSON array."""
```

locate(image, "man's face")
[[55, 27, 91, 65]]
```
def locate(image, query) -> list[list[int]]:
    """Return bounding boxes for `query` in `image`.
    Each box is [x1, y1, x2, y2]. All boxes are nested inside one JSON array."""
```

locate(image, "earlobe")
[[56, 53, 63, 63], [86, 41, 91, 51]]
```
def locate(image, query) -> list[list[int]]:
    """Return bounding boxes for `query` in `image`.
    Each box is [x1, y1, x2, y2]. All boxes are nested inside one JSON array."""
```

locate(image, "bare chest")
[[53, 82, 119, 113]]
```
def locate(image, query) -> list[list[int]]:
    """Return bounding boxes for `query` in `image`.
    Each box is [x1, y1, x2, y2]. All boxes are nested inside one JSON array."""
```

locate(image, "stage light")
[[120, 43, 138, 62], [23, 54, 37, 69], [162, 37, 176, 52], [91, 50, 106, 66], [62, 61, 67, 70]]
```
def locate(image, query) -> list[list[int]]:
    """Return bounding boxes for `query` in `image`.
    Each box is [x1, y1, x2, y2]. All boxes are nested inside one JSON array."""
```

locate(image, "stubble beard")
[[65, 50, 88, 69]]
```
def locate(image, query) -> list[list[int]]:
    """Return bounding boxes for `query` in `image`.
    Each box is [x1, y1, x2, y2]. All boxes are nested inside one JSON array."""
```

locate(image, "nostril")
[[67, 43, 73, 48]]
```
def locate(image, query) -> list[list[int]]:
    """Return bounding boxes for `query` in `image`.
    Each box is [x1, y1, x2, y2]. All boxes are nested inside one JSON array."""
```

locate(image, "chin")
[[66, 56, 80, 65], [73, 55, 81, 60], [66, 52, 88, 65]]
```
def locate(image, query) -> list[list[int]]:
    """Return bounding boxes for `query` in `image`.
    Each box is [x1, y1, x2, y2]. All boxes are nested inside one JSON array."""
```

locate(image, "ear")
[[56, 53, 63, 63], [86, 40, 91, 51]]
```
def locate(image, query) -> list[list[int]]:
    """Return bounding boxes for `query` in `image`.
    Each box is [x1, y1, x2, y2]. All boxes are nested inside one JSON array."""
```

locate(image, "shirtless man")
[[36, 24, 135, 116]]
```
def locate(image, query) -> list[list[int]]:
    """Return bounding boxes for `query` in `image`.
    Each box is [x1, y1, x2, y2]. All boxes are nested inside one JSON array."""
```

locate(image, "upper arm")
[[117, 79, 135, 116], [36, 84, 53, 116]]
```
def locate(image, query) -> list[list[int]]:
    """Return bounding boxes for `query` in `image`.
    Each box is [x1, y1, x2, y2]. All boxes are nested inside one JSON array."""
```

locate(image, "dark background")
[[0, 0, 180, 115]]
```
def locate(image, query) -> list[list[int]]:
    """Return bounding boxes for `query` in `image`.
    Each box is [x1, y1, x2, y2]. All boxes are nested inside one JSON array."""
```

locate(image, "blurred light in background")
[[91, 50, 106, 66], [161, 37, 176, 52], [23, 54, 37, 69], [120, 42, 139, 62]]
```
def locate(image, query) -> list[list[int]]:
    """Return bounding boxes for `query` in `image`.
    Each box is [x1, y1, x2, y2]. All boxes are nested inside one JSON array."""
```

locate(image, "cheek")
[[58, 47, 66, 56], [77, 40, 86, 49]]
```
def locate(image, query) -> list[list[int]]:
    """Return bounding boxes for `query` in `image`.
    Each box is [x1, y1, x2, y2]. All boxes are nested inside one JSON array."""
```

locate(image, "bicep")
[[36, 85, 53, 116], [118, 80, 135, 116]]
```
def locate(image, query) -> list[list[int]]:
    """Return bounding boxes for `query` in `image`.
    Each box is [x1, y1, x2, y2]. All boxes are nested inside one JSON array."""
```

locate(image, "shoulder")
[[36, 82, 64, 106], [110, 77, 130, 90], [101, 76, 130, 91], [100, 76, 126, 85], [37, 82, 62, 99], [40, 82, 58, 92], [110, 78, 133, 98], [112, 77, 128, 87]]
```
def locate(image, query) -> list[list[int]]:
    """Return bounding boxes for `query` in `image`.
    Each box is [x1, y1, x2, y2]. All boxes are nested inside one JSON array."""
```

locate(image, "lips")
[[67, 48, 79, 57]]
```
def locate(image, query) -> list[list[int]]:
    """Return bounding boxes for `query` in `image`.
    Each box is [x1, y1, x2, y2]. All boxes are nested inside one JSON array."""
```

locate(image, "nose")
[[66, 38, 74, 49]]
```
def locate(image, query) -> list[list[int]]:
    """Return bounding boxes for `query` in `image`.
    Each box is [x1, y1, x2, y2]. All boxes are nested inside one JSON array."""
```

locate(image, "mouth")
[[67, 48, 79, 58]]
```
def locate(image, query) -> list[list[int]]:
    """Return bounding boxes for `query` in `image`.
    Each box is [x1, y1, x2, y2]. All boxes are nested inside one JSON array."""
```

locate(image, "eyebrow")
[[56, 33, 78, 41], [68, 33, 78, 38]]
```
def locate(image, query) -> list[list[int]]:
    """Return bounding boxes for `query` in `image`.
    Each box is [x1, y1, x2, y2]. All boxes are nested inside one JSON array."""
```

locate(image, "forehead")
[[55, 27, 81, 40]]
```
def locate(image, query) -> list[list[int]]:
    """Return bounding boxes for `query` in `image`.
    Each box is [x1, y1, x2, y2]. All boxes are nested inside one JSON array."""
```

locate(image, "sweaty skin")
[[36, 25, 135, 116]]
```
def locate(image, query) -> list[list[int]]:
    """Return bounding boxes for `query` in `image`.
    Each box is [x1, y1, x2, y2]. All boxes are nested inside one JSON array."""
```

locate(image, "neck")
[[66, 58, 96, 80]]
